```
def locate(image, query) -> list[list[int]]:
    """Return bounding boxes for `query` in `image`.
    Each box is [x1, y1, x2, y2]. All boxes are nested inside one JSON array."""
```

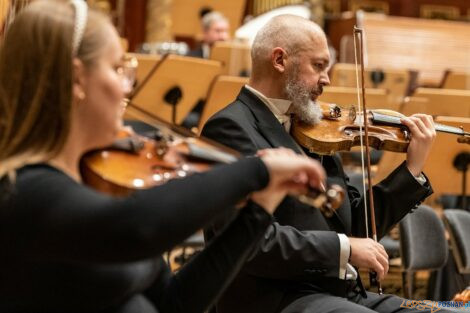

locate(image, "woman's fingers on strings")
[[298, 158, 326, 189], [282, 180, 309, 196], [258, 148, 326, 188], [257, 147, 296, 157], [281, 158, 324, 190]]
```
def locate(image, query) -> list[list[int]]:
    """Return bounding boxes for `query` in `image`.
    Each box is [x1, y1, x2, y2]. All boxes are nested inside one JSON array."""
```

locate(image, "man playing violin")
[[202, 14, 449, 313]]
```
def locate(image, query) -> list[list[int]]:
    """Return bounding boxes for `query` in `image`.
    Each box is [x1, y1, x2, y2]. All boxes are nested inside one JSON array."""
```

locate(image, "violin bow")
[[353, 26, 383, 295]]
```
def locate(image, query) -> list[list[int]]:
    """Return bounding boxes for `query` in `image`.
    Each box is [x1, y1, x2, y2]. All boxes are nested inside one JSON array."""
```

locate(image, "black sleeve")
[[144, 202, 273, 313], [203, 116, 343, 280], [242, 222, 341, 279], [349, 160, 433, 239], [6, 157, 269, 263]]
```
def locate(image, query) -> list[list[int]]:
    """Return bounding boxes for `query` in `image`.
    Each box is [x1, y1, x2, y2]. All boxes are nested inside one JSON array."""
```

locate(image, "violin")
[[80, 103, 345, 217], [80, 129, 232, 195], [291, 102, 470, 155]]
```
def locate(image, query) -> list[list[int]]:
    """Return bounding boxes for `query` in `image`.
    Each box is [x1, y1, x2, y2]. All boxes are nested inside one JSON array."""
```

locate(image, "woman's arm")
[[7, 158, 269, 262], [145, 202, 273, 313]]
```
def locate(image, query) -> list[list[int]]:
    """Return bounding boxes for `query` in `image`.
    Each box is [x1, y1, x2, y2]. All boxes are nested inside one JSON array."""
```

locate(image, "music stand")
[[210, 41, 251, 76], [129, 54, 221, 125], [170, 0, 246, 38], [198, 75, 248, 133], [122, 53, 162, 126], [126, 53, 162, 87], [424, 116, 470, 209], [374, 116, 470, 208], [319, 86, 393, 110]]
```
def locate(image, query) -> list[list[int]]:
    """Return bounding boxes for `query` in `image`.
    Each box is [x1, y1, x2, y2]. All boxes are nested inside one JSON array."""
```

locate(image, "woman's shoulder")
[[16, 163, 75, 186], [1, 163, 80, 203]]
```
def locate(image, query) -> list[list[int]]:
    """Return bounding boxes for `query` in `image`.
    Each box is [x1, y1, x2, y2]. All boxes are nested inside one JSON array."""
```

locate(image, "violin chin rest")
[[372, 109, 405, 118]]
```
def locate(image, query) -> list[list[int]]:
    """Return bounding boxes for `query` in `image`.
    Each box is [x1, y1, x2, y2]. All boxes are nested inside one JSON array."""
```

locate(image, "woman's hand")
[[251, 148, 325, 214]]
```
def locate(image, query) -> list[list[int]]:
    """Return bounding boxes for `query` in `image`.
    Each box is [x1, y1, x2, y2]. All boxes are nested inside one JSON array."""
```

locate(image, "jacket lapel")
[[238, 87, 349, 232], [237, 87, 303, 154]]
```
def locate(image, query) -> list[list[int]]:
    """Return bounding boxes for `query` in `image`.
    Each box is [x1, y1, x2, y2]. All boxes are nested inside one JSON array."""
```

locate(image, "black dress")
[[0, 157, 273, 313]]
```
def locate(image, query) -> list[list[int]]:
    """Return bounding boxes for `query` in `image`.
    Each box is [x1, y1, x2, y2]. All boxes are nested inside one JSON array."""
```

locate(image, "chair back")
[[399, 204, 448, 271], [443, 209, 470, 274]]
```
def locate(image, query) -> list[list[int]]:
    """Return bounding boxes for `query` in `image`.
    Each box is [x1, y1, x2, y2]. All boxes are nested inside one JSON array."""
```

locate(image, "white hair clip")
[[70, 0, 88, 56]]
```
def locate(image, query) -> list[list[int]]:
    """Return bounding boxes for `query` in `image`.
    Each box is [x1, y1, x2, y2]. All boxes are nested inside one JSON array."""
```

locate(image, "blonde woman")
[[0, 1, 325, 312]]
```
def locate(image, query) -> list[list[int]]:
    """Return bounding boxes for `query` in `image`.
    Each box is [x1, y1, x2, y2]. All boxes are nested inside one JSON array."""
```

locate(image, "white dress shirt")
[[245, 85, 292, 131]]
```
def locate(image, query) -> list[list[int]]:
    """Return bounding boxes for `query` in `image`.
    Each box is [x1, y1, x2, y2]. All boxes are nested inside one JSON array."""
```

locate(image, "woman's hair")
[[0, 0, 111, 178]]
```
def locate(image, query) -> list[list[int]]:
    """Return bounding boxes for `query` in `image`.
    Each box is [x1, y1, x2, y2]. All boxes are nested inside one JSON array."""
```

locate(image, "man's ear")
[[72, 58, 87, 101], [272, 47, 287, 73]]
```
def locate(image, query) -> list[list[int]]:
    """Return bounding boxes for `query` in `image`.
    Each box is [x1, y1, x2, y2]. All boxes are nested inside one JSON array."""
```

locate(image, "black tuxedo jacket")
[[201, 87, 432, 313]]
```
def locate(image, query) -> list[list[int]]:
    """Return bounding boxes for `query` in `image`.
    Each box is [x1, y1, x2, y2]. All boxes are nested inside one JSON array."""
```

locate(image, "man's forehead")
[[298, 34, 330, 59], [211, 20, 229, 29]]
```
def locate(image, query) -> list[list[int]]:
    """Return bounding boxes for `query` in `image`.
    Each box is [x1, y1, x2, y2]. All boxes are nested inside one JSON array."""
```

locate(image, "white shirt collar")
[[244, 85, 291, 125], [202, 44, 210, 59]]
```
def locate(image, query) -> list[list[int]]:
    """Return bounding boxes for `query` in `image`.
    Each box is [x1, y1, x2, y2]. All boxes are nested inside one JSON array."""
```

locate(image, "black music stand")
[[129, 54, 221, 125]]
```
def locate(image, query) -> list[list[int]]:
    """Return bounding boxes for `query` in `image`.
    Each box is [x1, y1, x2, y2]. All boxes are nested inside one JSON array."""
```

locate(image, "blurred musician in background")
[[187, 10, 230, 59], [184, 11, 232, 129], [0, 1, 327, 312]]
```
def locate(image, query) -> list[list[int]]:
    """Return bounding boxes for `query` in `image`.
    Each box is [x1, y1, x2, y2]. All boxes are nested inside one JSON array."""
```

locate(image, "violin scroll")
[[298, 184, 345, 218]]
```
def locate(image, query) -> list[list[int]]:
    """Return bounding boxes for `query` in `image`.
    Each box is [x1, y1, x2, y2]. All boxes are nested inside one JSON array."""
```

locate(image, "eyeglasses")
[[117, 56, 138, 94]]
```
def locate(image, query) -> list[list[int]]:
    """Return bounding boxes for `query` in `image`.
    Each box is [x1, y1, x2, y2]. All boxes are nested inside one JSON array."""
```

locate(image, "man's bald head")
[[251, 15, 326, 75], [248, 15, 331, 125]]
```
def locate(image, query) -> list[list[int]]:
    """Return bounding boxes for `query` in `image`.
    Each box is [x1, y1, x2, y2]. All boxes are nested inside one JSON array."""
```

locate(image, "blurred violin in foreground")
[[80, 104, 345, 218], [292, 102, 470, 155]]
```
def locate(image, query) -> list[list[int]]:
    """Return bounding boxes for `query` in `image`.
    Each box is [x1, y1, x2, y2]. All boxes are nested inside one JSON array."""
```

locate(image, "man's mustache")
[[311, 86, 323, 98]]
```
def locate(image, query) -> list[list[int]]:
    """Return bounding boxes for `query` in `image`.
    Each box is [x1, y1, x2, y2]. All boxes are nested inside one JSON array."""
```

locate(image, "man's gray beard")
[[284, 71, 322, 126]]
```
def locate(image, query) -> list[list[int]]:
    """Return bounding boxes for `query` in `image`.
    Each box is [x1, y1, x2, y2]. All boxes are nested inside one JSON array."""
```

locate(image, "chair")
[[329, 63, 411, 106], [318, 86, 393, 110], [443, 210, 470, 275], [399, 204, 448, 298], [443, 71, 470, 90], [167, 232, 205, 271], [403, 88, 470, 117]]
